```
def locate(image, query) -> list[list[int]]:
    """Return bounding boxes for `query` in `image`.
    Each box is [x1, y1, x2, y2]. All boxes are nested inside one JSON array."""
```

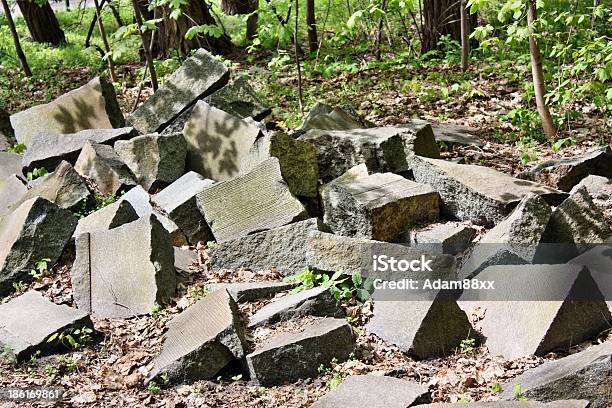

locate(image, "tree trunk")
[[374, 0, 387, 60], [1, 0, 32, 76], [306, 0, 318, 53], [17, 0, 65, 45], [132, 0, 158, 91], [93, 0, 117, 82], [246, 12, 258, 43], [527, 0, 556, 139], [421, 0, 476, 53], [460, 0, 469, 71]]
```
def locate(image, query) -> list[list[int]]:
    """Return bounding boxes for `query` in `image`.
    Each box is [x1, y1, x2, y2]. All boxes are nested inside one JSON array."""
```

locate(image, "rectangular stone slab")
[[208, 281, 297, 302], [0, 152, 23, 178], [0, 174, 27, 216]]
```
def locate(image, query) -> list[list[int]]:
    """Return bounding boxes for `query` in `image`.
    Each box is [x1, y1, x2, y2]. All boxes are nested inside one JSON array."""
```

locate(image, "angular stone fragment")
[[312, 375, 429, 408], [182, 101, 262, 181], [570, 243, 612, 310], [462, 265, 610, 359], [71, 215, 177, 318], [204, 77, 271, 121], [518, 147, 612, 191], [196, 158, 306, 242], [0, 291, 93, 361], [408, 222, 476, 255], [209, 218, 326, 275], [366, 293, 472, 359], [570, 174, 611, 197], [208, 281, 297, 302], [417, 401, 590, 407], [0, 174, 27, 216], [0, 197, 77, 296], [74, 140, 137, 195], [114, 132, 187, 192], [299, 126, 440, 182], [300, 104, 366, 132], [240, 131, 319, 197], [411, 156, 567, 226], [151, 172, 214, 244], [173, 246, 198, 275], [10, 77, 124, 146], [73, 199, 138, 237], [148, 289, 246, 383], [406, 118, 483, 147], [501, 342, 612, 408], [128, 48, 229, 134], [0, 132, 8, 152], [246, 318, 355, 386], [0, 152, 23, 178], [22, 127, 135, 173], [322, 168, 439, 241], [248, 286, 343, 328]]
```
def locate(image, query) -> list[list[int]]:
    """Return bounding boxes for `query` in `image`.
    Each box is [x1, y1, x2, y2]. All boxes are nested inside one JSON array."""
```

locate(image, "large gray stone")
[[128, 48, 229, 134], [322, 166, 439, 241], [417, 401, 590, 407], [248, 286, 343, 328], [500, 342, 612, 408], [0, 197, 77, 296], [147, 289, 246, 384], [10, 77, 124, 146], [71, 215, 177, 318], [411, 156, 567, 227], [569, 242, 612, 310], [182, 100, 262, 181], [0, 291, 92, 361], [208, 281, 296, 302], [204, 77, 271, 121], [196, 158, 307, 242], [114, 132, 187, 192], [300, 104, 367, 132], [569, 174, 612, 197], [208, 218, 326, 275], [151, 172, 214, 245], [518, 147, 612, 192], [174, 246, 198, 275], [406, 119, 483, 147], [0, 152, 23, 178], [74, 140, 137, 195], [0, 174, 27, 216], [72, 199, 138, 237], [408, 222, 476, 255], [246, 318, 355, 386], [0, 131, 9, 152], [22, 127, 135, 173], [312, 375, 429, 408]]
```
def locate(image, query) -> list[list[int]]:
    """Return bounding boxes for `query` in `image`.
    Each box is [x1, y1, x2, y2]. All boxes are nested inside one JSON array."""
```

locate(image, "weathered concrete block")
[[0, 152, 23, 178], [174, 246, 198, 275], [406, 118, 483, 147], [71, 215, 177, 318], [148, 289, 246, 383], [151, 172, 214, 244], [246, 318, 355, 386], [299, 103, 366, 132], [0, 174, 27, 216], [0, 291, 93, 361], [569, 243, 612, 311], [114, 133, 187, 192], [408, 222, 476, 255], [73, 199, 138, 237], [0, 197, 77, 296], [208, 281, 296, 302], [411, 156, 566, 227], [128, 48, 229, 134], [569, 174, 611, 197], [196, 158, 306, 242], [10, 77, 124, 146], [204, 77, 271, 121]]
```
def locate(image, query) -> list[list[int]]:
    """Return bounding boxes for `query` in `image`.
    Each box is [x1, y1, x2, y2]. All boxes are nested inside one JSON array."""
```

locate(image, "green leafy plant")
[[284, 269, 375, 302], [57, 355, 78, 373], [460, 336, 476, 354], [46, 326, 94, 350], [12, 281, 27, 292], [514, 384, 529, 401], [151, 303, 164, 316], [489, 382, 503, 395], [26, 167, 48, 182], [7, 143, 26, 154], [30, 258, 51, 280], [147, 380, 161, 394], [189, 285, 208, 301], [1, 344, 17, 364]]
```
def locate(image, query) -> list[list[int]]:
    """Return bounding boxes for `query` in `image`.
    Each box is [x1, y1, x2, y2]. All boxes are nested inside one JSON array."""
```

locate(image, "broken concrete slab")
[[569, 174, 611, 197], [0, 291, 93, 361], [322, 168, 439, 241], [518, 146, 612, 192], [208, 218, 326, 275], [10, 77, 124, 146], [411, 156, 567, 227], [22, 127, 136, 173], [71, 215, 177, 318], [569, 243, 612, 310], [208, 281, 297, 302], [128, 48, 229, 134], [246, 318, 355, 386], [114, 132, 187, 192], [173, 246, 198, 275], [72, 199, 138, 237], [248, 286, 343, 328], [151, 172, 214, 245], [182, 100, 262, 181], [0, 152, 23, 179], [300, 106, 365, 132], [312, 375, 429, 408], [0, 174, 27, 216], [408, 222, 476, 255], [406, 119, 483, 147], [0, 197, 77, 296], [204, 77, 271, 121], [500, 342, 612, 408], [196, 158, 307, 242], [148, 289, 246, 384]]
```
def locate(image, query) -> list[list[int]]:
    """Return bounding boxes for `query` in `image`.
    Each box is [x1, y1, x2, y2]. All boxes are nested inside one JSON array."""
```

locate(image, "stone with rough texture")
[[322, 167, 439, 241], [0, 197, 77, 296], [518, 147, 612, 191], [570, 243, 612, 310], [0, 132, 9, 151], [417, 401, 590, 407], [248, 286, 343, 328], [0, 291, 93, 361], [71, 215, 177, 318], [246, 318, 355, 386], [114, 133, 187, 192], [569, 174, 611, 197], [73, 199, 138, 237], [0, 152, 22, 178], [196, 158, 306, 242], [74, 141, 137, 195], [208, 281, 297, 302], [10, 77, 124, 146], [500, 342, 612, 408], [312, 375, 429, 408], [0, 174, 27, 216], [411, 156, 567, 227], [174, 247, 197, 275], [182, 101, 262, 181], [208, 218, 326, 275], [406, 119, 483, 147], [408, 222, 476, 255], [128, 49, 229, 134], [300, 105, 365, 132], [22, 127, 135, 173], [148, 289, 246, 383], [151, 172, 214, 245], [204, 77, 271, 121]]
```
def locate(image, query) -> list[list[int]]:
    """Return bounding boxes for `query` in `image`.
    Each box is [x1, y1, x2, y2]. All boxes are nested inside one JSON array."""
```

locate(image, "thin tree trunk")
[[374, 0, 387, 60], [246, 12, 258, 42], [306, 0, 317, 53], [294, 0, 303, 115], [132, 0, 158, 91], [17, 0, 66, 45], [65, 0, 69, 10], [1, 0, 32, 76], [527, 0, 556, 139], [460, 0, 469, 71], [93, 0, 117, 82]]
